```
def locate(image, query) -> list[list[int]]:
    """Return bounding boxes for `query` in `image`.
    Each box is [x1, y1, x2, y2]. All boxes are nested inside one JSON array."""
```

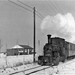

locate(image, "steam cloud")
[[41, 13, 75, 43]]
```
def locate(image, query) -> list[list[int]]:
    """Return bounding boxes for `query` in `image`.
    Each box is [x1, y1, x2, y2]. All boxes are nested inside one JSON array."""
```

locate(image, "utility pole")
[[33, 7, 36, 62]]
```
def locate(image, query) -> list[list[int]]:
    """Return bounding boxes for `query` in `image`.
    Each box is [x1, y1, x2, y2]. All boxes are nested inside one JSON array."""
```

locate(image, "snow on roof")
[[19, 45, 33, 49], [12, 45, 23, 49], [11, 45, 33, 49]]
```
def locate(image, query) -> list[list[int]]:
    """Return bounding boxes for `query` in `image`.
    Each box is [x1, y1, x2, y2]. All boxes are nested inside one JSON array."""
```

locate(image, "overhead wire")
[[47, 0, 68, 20], [17, 0, 44, 19], [46, 0, 67, 16], [50, 0, 60, 13], [8, 0, 32, 12], [53, 1, 68, 19], [45, 0, 68, 27], [36, 10, 44, 19], [45, 0, 58, 13], [8, 0, 43, 20], [17, 0, 33, 9], [53, 1, 64, 14], [50, 0, 65, 14]]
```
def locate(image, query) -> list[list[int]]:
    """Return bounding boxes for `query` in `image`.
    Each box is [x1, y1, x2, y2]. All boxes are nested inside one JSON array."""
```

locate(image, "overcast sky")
[[0, 0, 75, 55]]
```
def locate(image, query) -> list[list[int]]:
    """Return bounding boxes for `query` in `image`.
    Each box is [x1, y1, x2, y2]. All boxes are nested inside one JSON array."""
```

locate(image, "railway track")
[[9, 65, 50, 75], [8, 59, 75, 75], [1, 58, 75, 75], [24, 66, 50, 75], [9, 65, 41, 75]]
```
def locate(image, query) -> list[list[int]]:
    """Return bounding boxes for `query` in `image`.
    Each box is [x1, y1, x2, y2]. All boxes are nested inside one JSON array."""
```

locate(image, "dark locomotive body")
[[38, 34, 75, 65]]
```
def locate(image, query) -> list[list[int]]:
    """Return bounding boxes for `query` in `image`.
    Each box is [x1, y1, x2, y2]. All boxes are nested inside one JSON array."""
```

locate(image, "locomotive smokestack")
[[47, 34, 51, 44]]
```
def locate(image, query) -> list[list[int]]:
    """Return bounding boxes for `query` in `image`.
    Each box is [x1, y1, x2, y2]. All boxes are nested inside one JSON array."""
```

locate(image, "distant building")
[[7, 45, 34, 56]]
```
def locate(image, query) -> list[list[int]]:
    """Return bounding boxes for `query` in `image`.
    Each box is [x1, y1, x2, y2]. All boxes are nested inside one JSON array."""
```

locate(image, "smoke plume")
[[41, 13, 75, 43]]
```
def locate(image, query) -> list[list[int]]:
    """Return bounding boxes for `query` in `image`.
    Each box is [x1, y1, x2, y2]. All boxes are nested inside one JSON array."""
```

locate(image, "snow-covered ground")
[[45, 59, 75, 75], [1, 54, 75, 75], [0, 54, 38, 69], [52, 59, 75, 75], [0, 63, 39, 75], [0, 58, 75, 75], [22, 59, 75, 75]]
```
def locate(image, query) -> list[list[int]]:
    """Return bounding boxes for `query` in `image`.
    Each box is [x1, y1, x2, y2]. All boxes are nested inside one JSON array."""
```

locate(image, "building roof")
[[12, 45, 23, 49], [11, 44, 33, 49], [19, 45, 33, 49]]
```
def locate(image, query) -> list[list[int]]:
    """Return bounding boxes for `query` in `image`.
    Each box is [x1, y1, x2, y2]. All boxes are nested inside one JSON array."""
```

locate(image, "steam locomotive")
[[38, 34, 75, 65]]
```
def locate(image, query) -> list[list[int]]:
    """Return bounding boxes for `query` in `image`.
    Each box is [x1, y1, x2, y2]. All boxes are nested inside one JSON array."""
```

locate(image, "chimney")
[[47, 34, 51, 44]]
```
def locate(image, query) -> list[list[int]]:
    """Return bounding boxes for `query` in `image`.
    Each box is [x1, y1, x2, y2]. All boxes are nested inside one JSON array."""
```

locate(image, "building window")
[[19, 50, 23, 52], [29, 49, 34, 54], [19, 49, 23, 52]]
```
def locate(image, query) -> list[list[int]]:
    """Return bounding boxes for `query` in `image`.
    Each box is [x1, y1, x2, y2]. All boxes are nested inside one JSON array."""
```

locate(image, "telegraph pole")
[[33, 7, 36, 62]]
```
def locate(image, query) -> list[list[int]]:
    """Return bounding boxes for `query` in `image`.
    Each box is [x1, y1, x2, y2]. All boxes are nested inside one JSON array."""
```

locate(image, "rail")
[[9, 65, 41, 75], [25, 66, 50, 75], [9, 66, 50, 75], [9, 59, 75, 75]]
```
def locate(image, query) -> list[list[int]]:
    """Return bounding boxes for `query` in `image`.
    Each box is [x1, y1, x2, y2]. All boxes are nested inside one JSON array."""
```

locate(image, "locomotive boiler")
[[38, 34, 75, 66]]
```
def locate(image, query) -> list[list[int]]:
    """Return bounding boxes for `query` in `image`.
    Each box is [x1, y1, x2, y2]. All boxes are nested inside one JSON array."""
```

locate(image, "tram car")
[[38, 34, 75, 65]]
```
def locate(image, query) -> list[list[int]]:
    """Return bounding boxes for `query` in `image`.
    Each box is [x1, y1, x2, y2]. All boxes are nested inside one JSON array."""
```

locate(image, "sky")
[[0, 0, 75, 55]]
